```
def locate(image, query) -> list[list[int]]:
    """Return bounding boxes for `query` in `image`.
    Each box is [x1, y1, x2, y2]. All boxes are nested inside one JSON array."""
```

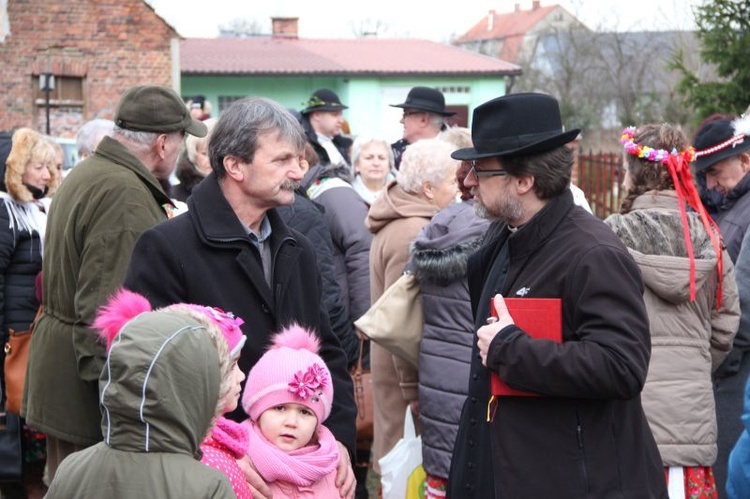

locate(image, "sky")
[[145, 0, 705, 40]]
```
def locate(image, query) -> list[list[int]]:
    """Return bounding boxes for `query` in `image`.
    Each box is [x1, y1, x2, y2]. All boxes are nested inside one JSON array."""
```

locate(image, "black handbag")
[[0, 409, 23, 482]]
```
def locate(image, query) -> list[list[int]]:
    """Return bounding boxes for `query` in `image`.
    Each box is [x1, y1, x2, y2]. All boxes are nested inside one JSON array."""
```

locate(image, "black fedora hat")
[[451, 92, 580, 160], [390, 86, 456, 117], [301, 89, 348, 115], [693, 119, 750, 173]]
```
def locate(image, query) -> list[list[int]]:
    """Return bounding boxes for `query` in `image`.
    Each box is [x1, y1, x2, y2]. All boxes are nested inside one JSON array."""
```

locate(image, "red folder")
[[489, 297, 562, 397]]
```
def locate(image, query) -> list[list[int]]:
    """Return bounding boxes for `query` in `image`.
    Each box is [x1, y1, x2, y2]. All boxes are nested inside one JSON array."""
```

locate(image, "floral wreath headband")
[[620, 126, 723, 309], [620, 126, 696, 164]]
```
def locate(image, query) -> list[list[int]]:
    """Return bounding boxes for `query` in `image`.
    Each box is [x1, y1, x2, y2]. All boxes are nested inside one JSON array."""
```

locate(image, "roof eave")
[[182, 69, 523, 77]]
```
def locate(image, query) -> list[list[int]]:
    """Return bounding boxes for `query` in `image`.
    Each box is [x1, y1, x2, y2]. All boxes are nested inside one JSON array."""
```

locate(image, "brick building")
[[0, 0, 179, 138]]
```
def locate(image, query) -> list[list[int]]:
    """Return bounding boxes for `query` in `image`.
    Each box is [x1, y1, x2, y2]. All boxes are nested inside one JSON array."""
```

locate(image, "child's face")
[[258, 403, 318, 452], [221, 361, 245, 413]]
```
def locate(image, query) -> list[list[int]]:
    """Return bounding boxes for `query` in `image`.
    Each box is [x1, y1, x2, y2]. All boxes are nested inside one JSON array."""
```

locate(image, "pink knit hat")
[[94, 289, 246, 358], [181, 304, 245, 359], [242, 324, 333, 427]]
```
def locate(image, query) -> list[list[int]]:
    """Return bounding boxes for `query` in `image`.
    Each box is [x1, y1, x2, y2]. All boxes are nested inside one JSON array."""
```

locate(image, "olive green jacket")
[[22, 137, 171, 445], [46, 310, 234, 498]]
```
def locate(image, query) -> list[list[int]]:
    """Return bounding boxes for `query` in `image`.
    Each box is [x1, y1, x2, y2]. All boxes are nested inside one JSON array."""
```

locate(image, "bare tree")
[[515, 25, 698, 134], [349, 18, 390, 38], [219, 17, 266, 38], [515, 26, 607, 131]]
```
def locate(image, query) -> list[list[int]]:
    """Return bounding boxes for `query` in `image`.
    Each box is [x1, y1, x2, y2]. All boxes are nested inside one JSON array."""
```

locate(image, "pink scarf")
[[207, 417, 249, 459], [246, 421, 339, 487]]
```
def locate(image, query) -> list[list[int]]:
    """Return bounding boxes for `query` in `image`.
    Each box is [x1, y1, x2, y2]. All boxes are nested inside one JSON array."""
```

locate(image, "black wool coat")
[[277, 190, 359, 367], [124, 173, 357, 455]]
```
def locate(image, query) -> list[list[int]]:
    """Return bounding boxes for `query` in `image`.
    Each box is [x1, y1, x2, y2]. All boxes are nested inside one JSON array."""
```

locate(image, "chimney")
[[515, 3, 521, 12], [532, 0, 541, 10], [487, 10, 495, 31], [271, 17, 299, 39]]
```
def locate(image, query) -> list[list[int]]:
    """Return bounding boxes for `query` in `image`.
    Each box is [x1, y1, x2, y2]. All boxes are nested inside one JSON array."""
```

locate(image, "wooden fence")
[[574, 150, 623, 219]]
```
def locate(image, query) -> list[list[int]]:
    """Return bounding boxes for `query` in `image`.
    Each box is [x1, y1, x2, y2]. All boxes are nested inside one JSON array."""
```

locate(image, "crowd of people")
[[1, 82, 750, 499]]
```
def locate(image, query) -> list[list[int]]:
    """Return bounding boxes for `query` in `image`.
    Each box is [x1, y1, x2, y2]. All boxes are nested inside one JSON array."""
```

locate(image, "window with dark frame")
[[34, 75, 84, 107], [218, 95, 243, 112]]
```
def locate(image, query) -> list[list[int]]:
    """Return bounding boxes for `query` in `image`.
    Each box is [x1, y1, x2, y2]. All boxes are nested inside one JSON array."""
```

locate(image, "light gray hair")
[[437, 126, 472, 149], [76, 119, 114, 157], [396, 138, 459, 193], [208, 97, 306, 180], [429, 113, 446, 130], [351, 135, 394, 171], [113, 125, 162, 155]]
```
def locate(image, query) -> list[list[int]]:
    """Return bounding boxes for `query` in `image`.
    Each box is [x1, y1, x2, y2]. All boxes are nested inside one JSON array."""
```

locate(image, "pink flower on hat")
[[309, 363, 329, 388], [288, 363, 329, 401]]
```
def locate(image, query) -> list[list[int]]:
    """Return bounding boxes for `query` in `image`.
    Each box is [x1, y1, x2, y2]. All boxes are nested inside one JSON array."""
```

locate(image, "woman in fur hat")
[[0, 127, 56, 498], [605, 123, 740, 499]]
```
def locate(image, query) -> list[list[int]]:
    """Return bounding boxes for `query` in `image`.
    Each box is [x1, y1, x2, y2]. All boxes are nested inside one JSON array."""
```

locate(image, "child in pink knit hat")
[[97, 290, 251, 499], [241, 324, 341, 498]]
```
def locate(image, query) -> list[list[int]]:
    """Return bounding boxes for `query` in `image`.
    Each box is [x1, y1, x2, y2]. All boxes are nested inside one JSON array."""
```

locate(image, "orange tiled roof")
[[181, 37, 521, 76], [455, 5, 558, 43]]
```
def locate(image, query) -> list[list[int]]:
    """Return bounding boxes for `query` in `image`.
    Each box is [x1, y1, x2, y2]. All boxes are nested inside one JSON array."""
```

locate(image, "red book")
[[489, 297, 562, 397]]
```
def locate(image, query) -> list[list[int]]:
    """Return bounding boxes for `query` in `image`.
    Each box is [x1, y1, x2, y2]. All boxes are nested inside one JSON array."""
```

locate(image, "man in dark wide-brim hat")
[[299, 88, 352, 167], [390, 86, 455, 169], [447, 92, 666, 498]]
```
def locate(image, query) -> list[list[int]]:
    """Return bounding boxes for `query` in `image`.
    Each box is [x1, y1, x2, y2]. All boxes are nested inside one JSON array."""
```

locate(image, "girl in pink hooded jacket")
[[197, 308, 252, 499], [241, 325, 341, 498]]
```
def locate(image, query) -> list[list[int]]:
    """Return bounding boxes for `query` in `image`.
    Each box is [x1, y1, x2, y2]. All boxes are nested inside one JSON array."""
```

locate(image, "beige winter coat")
[[606, 191, 740, 466], [365, 180, 437, 467]]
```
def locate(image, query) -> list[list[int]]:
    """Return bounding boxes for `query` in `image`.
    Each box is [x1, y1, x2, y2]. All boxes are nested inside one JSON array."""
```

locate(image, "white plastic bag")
[[379, 407, 422, 499]]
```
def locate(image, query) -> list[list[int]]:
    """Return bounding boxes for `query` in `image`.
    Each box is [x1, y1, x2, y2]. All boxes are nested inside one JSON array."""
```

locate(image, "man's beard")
[[474, 190, 524, 224], [281, 180, 301, 191]]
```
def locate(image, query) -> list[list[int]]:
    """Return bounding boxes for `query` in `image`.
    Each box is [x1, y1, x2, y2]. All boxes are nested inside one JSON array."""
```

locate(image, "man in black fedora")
[[299, 88, 352, 166], [390, 86, 455, 169], [447, 92, 666, 498]]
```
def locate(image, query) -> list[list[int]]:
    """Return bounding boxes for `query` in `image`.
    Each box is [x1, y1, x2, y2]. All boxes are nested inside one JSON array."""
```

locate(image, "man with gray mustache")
[[123, 97, 358, 499]]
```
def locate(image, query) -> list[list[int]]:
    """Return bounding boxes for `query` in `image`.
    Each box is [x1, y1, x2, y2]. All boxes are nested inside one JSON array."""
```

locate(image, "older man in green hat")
[[22, 85, 207, 483]]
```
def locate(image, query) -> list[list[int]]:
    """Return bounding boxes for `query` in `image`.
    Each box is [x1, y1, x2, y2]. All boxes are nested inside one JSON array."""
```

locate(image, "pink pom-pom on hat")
[[241, 324, 333, 427], [93, 289, 153, 351]]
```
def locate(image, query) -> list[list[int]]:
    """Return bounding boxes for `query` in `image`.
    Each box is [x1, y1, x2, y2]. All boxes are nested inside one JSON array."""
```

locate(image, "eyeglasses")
[[401, 111, 426, 119], [469, 159, 508, 178]]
